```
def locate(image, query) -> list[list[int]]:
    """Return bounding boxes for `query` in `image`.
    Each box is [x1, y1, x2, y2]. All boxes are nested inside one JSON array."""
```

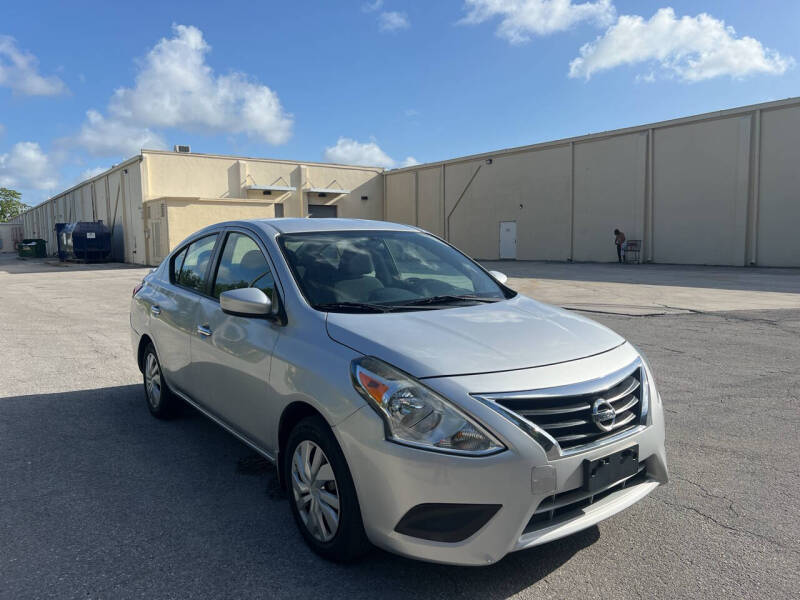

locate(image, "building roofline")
[[15, 96, 799, 219], [140, 149, 386, 172], [15, 150, 385, 219], [386, 96, 800, 174], [16, 154, 143, 214]]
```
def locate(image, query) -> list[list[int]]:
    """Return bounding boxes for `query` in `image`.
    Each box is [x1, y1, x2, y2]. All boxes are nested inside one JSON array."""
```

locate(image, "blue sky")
[[2, 0, 799, 206]]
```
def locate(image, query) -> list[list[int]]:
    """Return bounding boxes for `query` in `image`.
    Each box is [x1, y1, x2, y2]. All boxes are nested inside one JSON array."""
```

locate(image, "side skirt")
[[173, 388, 277, 465]]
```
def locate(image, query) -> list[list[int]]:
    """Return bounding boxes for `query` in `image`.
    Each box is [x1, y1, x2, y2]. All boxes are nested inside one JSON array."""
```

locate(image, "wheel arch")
[[137, 334, 154, 373], [277, 401, 329, 487]]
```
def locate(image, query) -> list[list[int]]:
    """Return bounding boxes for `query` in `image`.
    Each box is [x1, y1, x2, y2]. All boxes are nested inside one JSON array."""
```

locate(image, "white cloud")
[[323, 137, 416, 169], [362, 0, 383, 13], [569, 8, 794, 82], [400, 156, 420, 167], [325, 138, 394, 168], [460, 0, 615, 43], [379, 11, 410, 32], [0, 142, 58, 190], [75, 24, 292, 157], [80, 166, 109, 180], [0, 36, 66, 95], [76, 110, 167, 157]]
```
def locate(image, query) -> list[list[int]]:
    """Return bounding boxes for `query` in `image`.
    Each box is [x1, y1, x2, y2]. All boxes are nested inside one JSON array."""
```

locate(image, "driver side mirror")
[[220, 287, 272, 317], [489, 270, 508, 285]]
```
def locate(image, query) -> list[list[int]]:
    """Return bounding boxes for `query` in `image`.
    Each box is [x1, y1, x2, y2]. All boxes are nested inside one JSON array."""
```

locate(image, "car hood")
[[325, 295, 625, 378]]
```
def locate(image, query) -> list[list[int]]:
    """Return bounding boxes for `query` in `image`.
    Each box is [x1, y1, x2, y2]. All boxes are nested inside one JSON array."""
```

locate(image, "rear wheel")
[[285, 416, 370, 562], [142, 343, 181, 419]]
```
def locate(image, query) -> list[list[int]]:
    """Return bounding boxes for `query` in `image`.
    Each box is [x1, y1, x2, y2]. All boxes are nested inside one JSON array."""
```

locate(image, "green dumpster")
[[18, 238, 47, 258]]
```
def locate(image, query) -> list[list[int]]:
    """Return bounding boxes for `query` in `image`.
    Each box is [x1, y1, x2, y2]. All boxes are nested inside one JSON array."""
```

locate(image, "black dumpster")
[[57, 221, 112, 262]]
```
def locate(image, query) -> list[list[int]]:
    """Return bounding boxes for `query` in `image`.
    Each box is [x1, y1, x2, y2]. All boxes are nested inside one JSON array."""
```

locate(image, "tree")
[[0, 188, 27, 222]]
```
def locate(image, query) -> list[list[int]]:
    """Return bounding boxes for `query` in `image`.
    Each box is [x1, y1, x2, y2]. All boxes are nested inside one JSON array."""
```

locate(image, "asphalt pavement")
[[1, 254, 798, 599]]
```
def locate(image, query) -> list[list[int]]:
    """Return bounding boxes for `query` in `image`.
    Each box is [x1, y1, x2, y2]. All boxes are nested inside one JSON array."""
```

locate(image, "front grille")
[[524, 465, 648, 533], [485, 362, 645, 452]]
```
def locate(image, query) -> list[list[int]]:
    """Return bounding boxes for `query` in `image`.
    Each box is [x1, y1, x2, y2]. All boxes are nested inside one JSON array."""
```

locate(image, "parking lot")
[[1, 253, 798, 599]]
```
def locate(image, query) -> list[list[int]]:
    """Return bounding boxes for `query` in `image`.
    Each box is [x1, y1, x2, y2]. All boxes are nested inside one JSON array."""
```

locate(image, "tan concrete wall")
[[302, 163, 383, 220], [163, 198, 278, 253], [574, 133, 647, 262], [145, 152, 383, 219], [146, 153, 245, 199], [757, 105, 800, 267], [652, 116, 750, 265]]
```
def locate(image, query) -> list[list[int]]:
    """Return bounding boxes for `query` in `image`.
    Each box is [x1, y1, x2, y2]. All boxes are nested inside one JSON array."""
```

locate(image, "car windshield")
[[278, 230, 511, 312]]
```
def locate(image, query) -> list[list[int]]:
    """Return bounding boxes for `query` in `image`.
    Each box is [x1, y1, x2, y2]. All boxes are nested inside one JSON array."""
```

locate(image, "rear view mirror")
[[489, 270, 508, 285], [220, 288, 272, 317]]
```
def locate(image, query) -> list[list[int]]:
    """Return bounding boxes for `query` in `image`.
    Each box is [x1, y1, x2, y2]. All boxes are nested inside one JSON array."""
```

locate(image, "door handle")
[[150, 305, 161, 316], [197, 325, 212, 337]]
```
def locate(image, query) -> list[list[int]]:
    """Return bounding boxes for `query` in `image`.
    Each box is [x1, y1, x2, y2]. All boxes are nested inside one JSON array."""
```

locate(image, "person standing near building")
[[614, 229, 626, 263]]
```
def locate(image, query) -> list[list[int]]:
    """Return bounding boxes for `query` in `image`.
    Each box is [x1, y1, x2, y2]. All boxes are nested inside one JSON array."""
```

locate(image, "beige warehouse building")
[[14, 97, 800, 267], [15, 151, 384, 266]]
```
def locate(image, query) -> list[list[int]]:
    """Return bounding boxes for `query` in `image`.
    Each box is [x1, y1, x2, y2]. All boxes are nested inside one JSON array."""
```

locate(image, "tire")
[[142, 343, 181, 419], [284, 416, 370, 562]]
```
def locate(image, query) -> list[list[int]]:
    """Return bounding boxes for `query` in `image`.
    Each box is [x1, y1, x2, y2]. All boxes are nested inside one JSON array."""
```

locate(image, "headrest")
[[240, 249, 265, 272], [195, 250, 211, 268], [340, 249, 373, 277]]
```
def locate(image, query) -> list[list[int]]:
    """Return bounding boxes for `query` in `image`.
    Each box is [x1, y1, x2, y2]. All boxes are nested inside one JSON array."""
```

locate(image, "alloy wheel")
[[145, 353, 162, 409], [291, 440, 340, 542]]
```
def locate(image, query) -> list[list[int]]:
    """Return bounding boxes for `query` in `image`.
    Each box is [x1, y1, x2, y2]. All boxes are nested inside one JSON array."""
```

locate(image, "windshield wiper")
[[394, 295, 503, 307], [315, 302, 394, 313]]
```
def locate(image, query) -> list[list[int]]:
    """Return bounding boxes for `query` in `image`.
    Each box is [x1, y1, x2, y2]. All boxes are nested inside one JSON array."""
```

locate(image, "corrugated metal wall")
[[12, 158, 142, 263], [385, 98, 800, 267]]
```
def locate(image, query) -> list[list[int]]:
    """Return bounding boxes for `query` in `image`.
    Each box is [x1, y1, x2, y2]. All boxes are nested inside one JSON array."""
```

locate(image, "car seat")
[[334, 249, 383, 302]]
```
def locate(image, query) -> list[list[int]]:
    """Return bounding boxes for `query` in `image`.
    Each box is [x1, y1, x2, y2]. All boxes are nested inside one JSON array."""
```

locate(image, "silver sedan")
[[130, 218, 667, 565]]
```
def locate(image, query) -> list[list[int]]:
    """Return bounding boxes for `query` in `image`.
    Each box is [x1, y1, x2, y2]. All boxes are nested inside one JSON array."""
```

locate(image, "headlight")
[[351, 356, 504, 456]]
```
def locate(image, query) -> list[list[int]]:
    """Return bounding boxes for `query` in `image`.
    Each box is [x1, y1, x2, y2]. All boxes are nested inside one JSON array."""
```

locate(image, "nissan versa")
[[130, 218, 667, 565]]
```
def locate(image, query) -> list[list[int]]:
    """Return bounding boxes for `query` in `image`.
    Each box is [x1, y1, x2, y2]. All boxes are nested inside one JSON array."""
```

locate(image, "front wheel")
[[285, 416, 370, 562]]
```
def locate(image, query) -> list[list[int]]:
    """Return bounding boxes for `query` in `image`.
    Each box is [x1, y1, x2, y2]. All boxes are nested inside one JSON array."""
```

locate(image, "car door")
[[187, 229, 282, 448], [149, 233, 219, 394]]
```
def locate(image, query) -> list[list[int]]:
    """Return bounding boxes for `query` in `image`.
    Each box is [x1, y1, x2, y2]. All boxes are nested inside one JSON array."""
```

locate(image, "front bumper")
[[333, 343, 667, 566]]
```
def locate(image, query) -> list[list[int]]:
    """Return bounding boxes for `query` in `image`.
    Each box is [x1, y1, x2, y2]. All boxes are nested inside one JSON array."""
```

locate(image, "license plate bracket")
[[583, 445, 639, 493]]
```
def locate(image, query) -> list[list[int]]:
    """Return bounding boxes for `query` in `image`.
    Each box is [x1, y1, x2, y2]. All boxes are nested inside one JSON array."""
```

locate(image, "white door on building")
[[499, 221, 517, 259]]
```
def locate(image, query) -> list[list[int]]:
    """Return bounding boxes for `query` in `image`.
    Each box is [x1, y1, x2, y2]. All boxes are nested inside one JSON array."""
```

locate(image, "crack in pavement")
[[672, 474, 740, 517], [650, 496, 799, 557]]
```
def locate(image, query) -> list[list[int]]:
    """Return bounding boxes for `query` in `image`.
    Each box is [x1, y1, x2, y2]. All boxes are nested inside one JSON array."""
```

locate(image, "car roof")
[[215, 218, 421, 235]]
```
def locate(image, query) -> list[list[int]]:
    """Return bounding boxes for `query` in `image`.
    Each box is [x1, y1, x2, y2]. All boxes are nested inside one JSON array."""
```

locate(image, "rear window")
[[175, 235, 217, 293], [170, 247, 188, 283]]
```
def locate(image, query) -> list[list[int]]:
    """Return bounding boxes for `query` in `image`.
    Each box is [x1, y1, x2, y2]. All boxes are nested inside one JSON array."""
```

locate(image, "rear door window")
[[176, 235, 217, 293]]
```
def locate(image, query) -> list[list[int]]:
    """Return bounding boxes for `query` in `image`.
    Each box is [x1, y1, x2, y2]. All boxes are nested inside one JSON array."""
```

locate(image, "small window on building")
[[274, 203, 284, 218], [176, 235, 217, 293], [212, 232, 275, 301]]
